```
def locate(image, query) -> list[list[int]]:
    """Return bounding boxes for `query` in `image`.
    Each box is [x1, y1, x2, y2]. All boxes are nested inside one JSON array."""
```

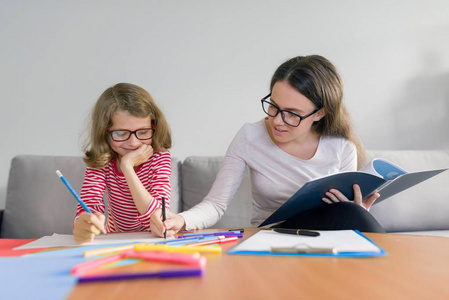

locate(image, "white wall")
[[1, 0, 448, 209]]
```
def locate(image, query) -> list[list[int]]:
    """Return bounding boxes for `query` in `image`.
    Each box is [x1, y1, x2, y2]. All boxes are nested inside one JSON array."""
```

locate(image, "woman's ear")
[[314, 108, 326, 121]]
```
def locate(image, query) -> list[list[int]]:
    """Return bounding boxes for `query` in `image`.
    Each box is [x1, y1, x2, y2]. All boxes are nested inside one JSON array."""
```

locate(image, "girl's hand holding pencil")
[[150, 208, 185, 238], [73, 212, 106, 243], [56, 170, 106, 243]]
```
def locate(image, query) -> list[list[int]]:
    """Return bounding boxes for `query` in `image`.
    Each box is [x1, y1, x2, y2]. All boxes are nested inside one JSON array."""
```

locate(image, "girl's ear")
[[151, 120, 156, 130]]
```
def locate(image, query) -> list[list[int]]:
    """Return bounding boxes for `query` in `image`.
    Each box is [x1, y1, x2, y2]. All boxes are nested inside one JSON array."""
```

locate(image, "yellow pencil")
[[83, 243, 147, 257]]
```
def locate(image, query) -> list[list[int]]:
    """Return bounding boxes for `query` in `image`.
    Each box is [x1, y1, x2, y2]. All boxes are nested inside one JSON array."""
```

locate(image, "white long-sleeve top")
[[179, 119, 357, 229]]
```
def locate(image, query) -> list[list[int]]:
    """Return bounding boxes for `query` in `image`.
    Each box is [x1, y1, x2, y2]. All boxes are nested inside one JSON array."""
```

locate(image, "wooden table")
[[68, 228, 449, 299]]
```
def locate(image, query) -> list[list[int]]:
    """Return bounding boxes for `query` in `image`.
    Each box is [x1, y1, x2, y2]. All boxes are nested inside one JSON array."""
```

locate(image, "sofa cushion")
[[367, 150, 449, 232], [1, 155, 181, 238], [181, 156, 252, 228]]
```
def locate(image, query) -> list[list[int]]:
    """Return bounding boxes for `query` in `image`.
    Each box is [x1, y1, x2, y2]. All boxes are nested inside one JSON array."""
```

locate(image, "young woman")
[[73, 83, 172, 243], [150, 55, 385, 237]]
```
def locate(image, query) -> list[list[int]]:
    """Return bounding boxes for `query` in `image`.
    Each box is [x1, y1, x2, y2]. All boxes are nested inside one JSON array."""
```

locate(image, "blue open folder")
[[259, 158, 447, 227], [228, 230, 386, 257]]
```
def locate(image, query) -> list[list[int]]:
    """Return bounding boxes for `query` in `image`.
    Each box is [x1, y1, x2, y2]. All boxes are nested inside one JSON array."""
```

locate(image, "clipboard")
[[227, 230, 386, 257]]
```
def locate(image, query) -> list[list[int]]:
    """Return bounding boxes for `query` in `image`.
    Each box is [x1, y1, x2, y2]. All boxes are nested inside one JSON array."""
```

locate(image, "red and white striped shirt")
[[76, 151, 171, 233]]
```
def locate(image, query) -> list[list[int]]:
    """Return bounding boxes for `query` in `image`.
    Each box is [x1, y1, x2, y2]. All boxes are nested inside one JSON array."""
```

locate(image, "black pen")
[[272, 228, 320, 237], [228, 228, 244, 233], [162, 197, 166, 239]]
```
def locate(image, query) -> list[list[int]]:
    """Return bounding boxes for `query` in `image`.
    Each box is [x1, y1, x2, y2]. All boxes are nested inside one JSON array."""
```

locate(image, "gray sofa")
[[1, 150, 449, 239]]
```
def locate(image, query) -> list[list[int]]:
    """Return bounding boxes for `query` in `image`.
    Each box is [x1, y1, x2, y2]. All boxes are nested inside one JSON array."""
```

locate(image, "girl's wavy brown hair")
[[83, 83, 172, 168]]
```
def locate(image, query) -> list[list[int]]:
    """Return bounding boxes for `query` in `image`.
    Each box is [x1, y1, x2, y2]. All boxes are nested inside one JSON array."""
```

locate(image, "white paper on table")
[[14, 232, 173, 250]]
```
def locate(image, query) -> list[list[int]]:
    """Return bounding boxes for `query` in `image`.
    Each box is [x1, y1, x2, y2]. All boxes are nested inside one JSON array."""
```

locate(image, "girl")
[[74, 83, 172, 243], [150, 55, 384, 236]]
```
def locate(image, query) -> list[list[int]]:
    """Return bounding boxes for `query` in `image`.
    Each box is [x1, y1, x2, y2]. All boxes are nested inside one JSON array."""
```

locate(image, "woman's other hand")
[[322, 184, 379, 211]]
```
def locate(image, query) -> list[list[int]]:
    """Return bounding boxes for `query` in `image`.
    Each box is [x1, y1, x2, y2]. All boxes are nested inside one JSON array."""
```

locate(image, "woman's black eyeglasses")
[[261, 94, 320, 127]]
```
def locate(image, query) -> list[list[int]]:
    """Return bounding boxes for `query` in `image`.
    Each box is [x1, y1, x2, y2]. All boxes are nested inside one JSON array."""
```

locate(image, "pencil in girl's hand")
[[162, 196, 167, 239], [56, 170, 106, 234], [56, 170, 92, 213]]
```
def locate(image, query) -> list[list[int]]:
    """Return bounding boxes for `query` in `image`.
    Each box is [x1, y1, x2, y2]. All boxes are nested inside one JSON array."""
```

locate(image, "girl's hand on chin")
[[121, 144, 154, 169]]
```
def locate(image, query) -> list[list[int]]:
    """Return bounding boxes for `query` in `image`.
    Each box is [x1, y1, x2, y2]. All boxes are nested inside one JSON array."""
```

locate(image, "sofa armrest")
[[368, 150, 449, 232], [0, 209, 3, 234], [1, 155, 85, 238]]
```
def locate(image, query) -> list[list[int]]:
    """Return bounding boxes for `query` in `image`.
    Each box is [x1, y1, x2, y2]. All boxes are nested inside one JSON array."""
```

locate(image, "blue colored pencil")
[[156, 237, 204, 245], [56, 170, 91, 213]]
